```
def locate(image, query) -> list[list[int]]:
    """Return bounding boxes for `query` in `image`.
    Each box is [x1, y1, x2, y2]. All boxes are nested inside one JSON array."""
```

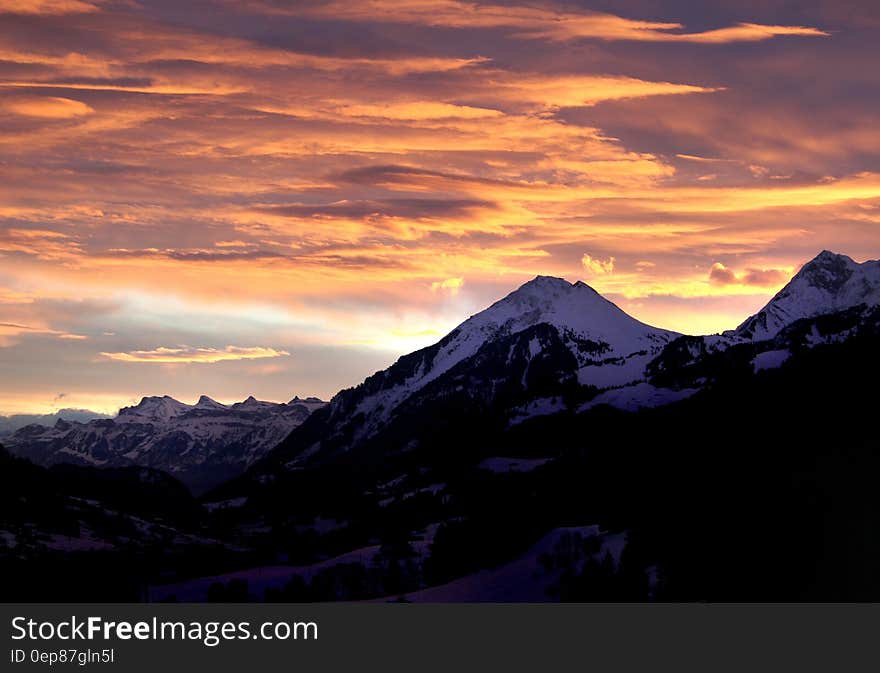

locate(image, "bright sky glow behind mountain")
[[1, 0, 879, 414]]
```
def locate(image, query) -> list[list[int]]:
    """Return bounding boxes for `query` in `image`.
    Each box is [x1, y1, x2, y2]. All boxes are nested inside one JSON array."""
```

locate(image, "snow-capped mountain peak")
[[287, 396, 328, 411], [239, 249, 880, 474], [420, 276, 678, 393], [118, 395, 191, 422], [735, 251, 880, 340], [194, 395, 227, 411], [329, 275, 679, 438], [464, 275, 676, 354], [233, 395, 269, 410]]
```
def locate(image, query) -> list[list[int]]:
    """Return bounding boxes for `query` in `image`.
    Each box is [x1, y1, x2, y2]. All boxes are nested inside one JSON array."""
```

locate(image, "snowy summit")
[[735, 251, 880, 340]]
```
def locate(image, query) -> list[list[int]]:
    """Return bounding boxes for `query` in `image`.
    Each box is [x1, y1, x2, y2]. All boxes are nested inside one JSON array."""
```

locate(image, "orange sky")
[[1, 0, 879, 414]]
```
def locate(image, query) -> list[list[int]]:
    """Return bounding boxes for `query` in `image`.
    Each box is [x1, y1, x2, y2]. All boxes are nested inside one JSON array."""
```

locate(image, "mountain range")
[[4, 395, 325, 493], [10, 250, 877, 487], [3, 250, 880, 601], [0, 409, 111, 437], [7, 250, 880, 490], [251, 250, 879, 471]]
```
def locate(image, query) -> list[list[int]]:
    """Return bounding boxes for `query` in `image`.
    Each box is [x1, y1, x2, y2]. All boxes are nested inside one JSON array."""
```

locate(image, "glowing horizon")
[[1, 0, 879, 415], [0, 261, 842, 416]]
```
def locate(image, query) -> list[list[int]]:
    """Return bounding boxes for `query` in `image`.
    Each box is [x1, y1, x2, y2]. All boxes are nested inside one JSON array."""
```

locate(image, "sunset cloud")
[[489, 74, 719, 109], [99, 346, 291, 364], [431, 277, 465, 295], [0, 321, 87, 347], [3, 95, 94, 118], [709, 263, 791, 288], [0, 0, 100, 14], [663, 23, 829, 44], [0, 0, 875, 413], [0, 228, 80, 260], [281, 2, 827, 44], [581, 254, 616, 276], [333, 102, 503, 121]]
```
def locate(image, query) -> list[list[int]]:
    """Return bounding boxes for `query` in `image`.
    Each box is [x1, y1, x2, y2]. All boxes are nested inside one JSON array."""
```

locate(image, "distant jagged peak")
[[232, 395, 274, 410], [288, 395, 326, 406], [118, 395, 190, 420], [194, 395, 227, 410]]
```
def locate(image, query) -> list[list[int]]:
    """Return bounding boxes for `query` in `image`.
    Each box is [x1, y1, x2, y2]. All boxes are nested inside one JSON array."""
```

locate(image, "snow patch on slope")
[[400, 526, 623, 602], [751, 349, 791, 372], [509, 397, 567, 425], [579, 383, 698, 413]]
